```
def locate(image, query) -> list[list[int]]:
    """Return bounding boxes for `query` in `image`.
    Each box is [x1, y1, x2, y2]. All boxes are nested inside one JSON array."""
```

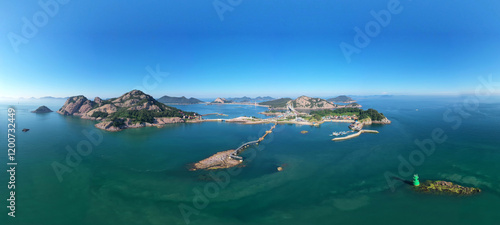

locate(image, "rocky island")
[[31, 105, 53, 113], [226, 96, 274, 102], [190, 150, 242, 171], [57, 90, 197, 131], [210, 97, 233, 104], [190, 123, 276, 171]]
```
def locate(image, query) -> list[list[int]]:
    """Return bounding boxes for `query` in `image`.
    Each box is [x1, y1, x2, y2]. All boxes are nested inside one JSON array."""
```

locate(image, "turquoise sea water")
[[1, 96, 499, 225], [174, 103, 270, 119]]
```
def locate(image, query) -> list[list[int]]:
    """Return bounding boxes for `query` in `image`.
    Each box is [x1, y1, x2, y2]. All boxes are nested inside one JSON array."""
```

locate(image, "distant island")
[[31, 105, 53, 113], [327, 95, 356, 103], [57, 90, 197, 131], [208, 97, 272, 107], [13, 96, 68, 100], [226, 96, 274, 102], [40, 96, 69, 100], [157, 95, 203, 105], [210, 97, 233, 104]]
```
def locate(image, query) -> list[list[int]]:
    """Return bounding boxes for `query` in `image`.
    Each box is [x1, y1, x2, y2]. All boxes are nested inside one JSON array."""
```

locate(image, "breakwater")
[[332, 129, 379, 141]]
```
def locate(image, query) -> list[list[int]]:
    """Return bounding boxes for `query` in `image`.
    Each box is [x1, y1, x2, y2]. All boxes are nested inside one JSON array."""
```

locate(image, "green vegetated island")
[[157, 95, 204, 105], [57, 90, 198, 131], [327, 95, 356, 103], [256, 95, 388, 125]]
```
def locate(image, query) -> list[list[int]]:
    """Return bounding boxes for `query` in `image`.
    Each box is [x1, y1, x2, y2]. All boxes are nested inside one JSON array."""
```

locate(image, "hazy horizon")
[[2, 92, 499, 102]]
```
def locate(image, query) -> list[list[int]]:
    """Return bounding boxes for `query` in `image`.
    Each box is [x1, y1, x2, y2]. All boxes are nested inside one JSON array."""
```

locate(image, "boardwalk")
[[230, 123, 277, 160]]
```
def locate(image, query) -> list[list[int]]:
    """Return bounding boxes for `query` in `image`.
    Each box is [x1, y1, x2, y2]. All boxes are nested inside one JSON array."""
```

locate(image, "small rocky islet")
[[415, 180, 481, 195], [31, 105, 53, 113], [189, 150, 242, 171]]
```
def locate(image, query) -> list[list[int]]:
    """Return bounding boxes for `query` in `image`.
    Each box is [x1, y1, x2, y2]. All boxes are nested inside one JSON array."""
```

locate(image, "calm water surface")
[[0, 96, 499, 225]]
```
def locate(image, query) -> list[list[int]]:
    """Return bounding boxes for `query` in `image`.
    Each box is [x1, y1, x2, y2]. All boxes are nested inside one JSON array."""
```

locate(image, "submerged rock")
[[416, 180, 481, 195]]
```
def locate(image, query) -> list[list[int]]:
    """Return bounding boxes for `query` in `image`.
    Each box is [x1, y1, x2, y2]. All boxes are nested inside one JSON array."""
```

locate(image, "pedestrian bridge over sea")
[[229, 123, 277, 160]]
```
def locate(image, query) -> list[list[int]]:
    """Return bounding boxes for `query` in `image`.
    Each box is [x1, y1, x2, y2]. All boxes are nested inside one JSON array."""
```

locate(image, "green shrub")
[[91, 111, 109, 118], [111, 118, 125, 127]]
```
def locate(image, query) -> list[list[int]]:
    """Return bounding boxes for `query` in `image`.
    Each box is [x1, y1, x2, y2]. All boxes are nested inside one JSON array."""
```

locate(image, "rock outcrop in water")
[[57, 90, 197, 131], [190, 150, 242, 171], [416, 180, 481, 195], [32, 105, 53, 113]]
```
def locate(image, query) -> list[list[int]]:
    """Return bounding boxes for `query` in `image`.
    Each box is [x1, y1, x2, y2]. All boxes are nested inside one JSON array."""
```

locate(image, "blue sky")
[[1, 0, 499, 99]]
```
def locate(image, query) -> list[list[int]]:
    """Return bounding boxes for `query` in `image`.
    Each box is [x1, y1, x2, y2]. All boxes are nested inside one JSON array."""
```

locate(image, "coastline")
[[66, 112, 386, 132], [94, 117, 185, 132], [187, 117, 357, 126]]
